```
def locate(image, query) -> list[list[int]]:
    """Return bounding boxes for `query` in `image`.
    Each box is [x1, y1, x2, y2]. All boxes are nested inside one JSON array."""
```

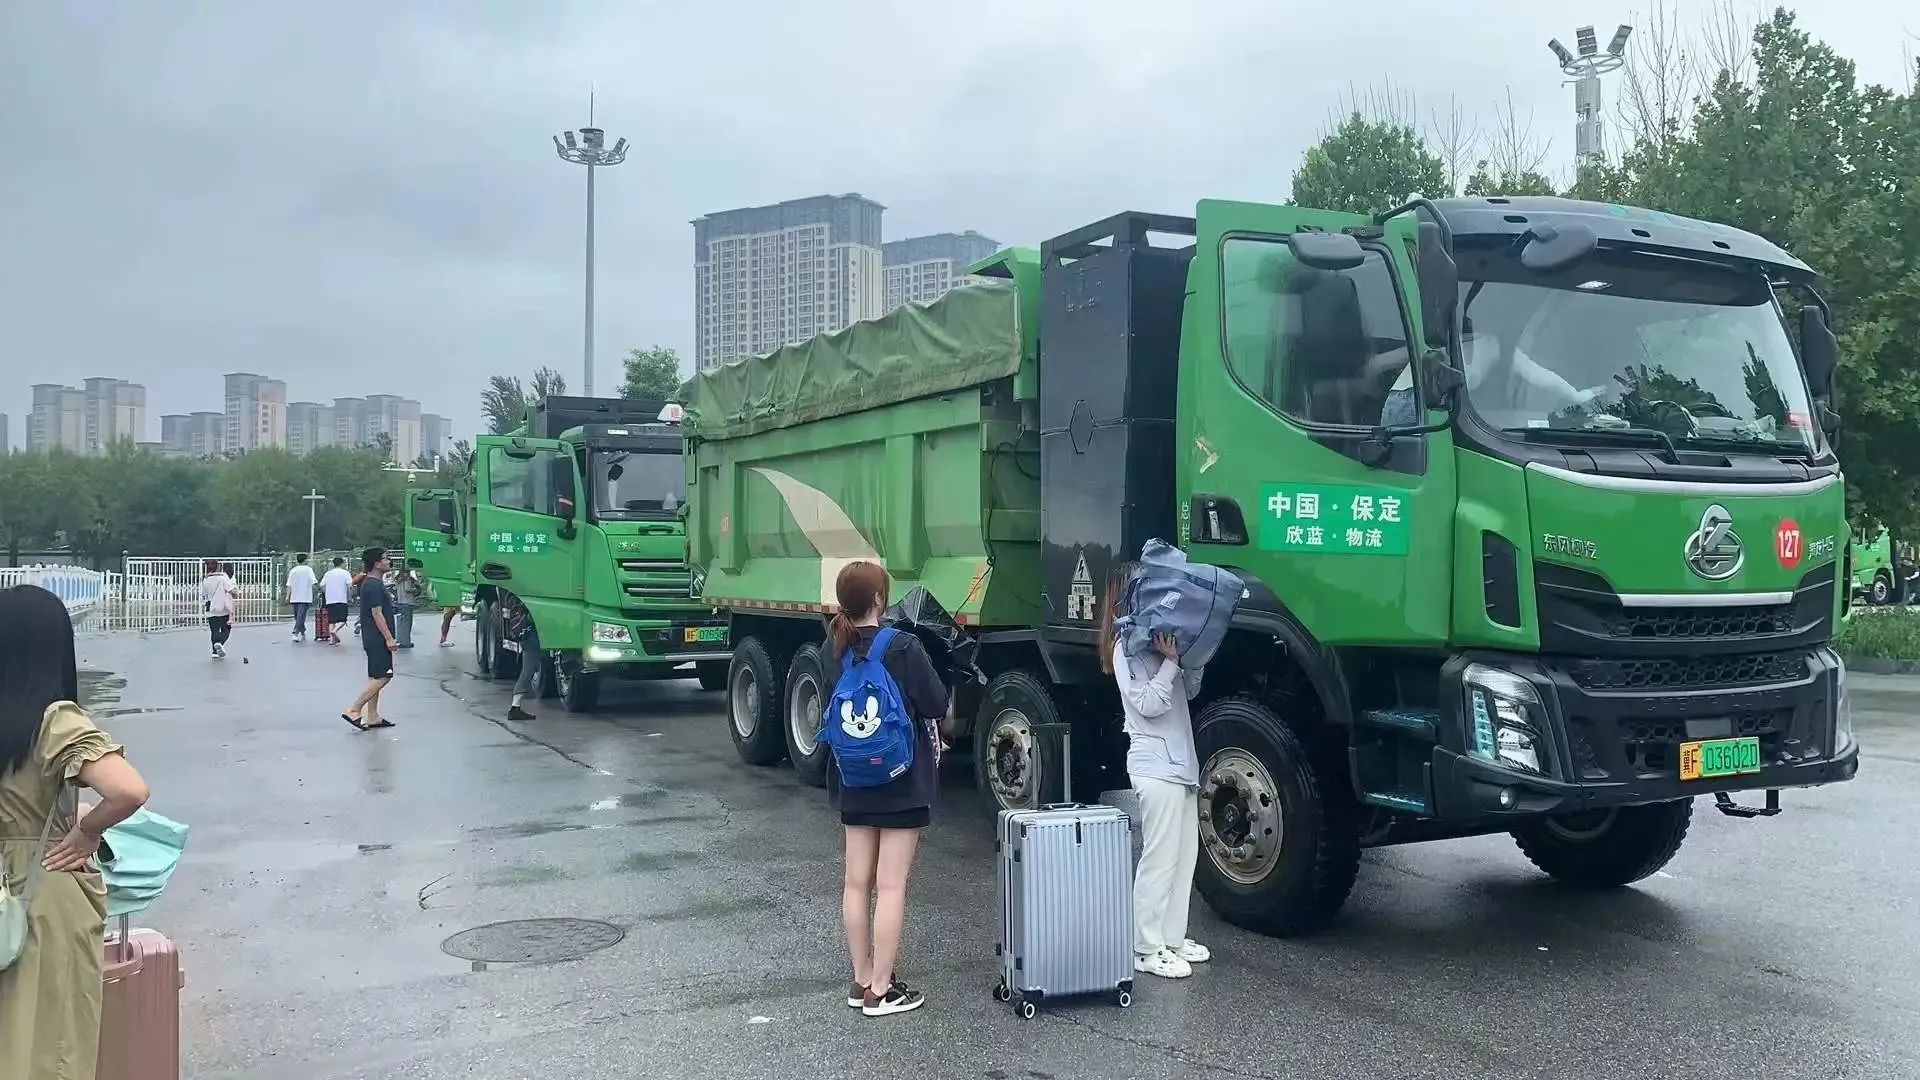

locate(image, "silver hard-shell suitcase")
[[992, 724, 1135, 1017]]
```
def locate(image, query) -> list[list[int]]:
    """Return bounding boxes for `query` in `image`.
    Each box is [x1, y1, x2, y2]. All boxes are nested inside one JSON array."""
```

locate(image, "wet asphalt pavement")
[[78, 624, 1919, 1080]]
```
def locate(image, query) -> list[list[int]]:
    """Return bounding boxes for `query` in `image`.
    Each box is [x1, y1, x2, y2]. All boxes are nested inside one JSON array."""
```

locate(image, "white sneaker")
[[1134, 948, 1192, 980], [1173, 939, 1211, 964]]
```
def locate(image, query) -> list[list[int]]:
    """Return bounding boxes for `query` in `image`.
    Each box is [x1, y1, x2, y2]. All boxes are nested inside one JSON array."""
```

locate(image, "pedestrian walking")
[[1100, 563, 1210, 981], [391, 563, 423, 649], [437, 603, 460, 648], [0, 584, 152, 1080], [286, 554, 318, 641], [503, 601, 540, 722], [825, 560, 944, 1017], [319, 557, 353, 645], [341, 549, 398, 732], [200, 560, 236, 659]]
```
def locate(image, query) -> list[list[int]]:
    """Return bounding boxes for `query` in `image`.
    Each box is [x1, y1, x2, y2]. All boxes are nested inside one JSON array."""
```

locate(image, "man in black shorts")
[[342, 548, 399, 730]]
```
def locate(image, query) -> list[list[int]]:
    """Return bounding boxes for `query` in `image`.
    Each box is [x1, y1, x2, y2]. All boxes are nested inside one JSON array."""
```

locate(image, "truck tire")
[[728, 636, 790, 767], [474, 600, 495, 676], [538, 651, 560, 699], [784, 642, 832, 787], [492, 613, 522, 682], [1511, 800, 1693, 888], [555, 657, 601, 713], [1192, 696, 1360, 937], [974, 671, 1065, 814], [695, 660, 728, 692], [1871, 573, 1893, 605]]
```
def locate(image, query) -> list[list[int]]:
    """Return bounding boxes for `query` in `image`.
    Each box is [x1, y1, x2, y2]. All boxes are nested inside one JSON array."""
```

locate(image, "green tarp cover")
[[691, 279, 1022, 440]]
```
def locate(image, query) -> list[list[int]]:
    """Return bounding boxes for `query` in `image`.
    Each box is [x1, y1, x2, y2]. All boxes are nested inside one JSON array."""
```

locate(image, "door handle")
[[1188, 495, 1249, 545], [481, 563, 513, 581]]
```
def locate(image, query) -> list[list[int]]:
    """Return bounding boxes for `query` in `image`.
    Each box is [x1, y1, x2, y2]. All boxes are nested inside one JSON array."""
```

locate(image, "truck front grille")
[[1600, 604, 1795, 641], [617, 558, 686, 574], [1568, 651, 1808, 692]]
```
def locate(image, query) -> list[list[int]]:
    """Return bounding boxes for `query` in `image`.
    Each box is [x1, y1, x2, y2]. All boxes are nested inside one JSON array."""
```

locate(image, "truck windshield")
[[589, 448, 685, 519], [1457, 247, 1820, 454]]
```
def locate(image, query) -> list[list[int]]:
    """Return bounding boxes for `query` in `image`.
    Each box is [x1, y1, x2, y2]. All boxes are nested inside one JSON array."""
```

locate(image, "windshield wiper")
[[1676, 433, 1817, 460], [1501, 425, 1681, 464]]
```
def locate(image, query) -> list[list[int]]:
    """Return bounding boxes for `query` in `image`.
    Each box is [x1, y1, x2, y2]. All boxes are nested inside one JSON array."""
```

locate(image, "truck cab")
[[1849, 526, 1906, 605], [405, 486, 471, 613], [468, 396, 728, 710]]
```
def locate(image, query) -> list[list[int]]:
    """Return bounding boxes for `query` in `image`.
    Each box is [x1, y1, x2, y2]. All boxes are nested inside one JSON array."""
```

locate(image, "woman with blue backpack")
[[821, 560, 947, 1018]]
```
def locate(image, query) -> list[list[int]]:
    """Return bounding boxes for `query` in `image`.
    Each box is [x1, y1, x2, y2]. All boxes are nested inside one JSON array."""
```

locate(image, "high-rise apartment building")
[[223, 373, 287, 453], [883, 231, 1000, 312], [0, 413, 9, 452], [332, 397, 368, 448], [420, 413, 453, 464], [161, 411, 225, 457], [693, 193, 885, 372], [286, 402, 336, 456], [364, 395, 422, 464], [81, 377, 147, 453], [27, 383, 85, 454]]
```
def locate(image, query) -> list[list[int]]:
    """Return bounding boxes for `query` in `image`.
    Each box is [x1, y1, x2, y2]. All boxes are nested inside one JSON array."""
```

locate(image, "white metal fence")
[[0, 564, 109, 619], [110, 557, 286, 633]]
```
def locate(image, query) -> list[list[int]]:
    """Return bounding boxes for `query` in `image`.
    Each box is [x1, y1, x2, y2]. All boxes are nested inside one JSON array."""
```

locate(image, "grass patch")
[[1837, 607, 1920, 661]]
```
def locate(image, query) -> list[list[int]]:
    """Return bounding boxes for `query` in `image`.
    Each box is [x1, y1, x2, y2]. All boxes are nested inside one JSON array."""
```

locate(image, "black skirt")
[[841, 807, 932, 830]]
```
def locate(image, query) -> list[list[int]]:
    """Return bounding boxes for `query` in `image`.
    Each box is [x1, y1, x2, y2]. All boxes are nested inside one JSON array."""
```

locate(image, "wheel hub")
[[1200, 749, 1284, 885], [987, 709, 1034, 807], [730, 666, 758, 739], [789, 672, 821, 753]]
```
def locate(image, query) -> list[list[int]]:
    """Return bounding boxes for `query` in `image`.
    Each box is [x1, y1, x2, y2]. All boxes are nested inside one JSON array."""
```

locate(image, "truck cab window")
[[487, 447, 574, 518], [1222, 238, 1413, 428]]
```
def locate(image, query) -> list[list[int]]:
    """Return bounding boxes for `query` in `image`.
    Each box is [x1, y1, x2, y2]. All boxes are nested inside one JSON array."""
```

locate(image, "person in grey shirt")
[[390, 562, 423, 649], [1099, 563, 1209, 981]]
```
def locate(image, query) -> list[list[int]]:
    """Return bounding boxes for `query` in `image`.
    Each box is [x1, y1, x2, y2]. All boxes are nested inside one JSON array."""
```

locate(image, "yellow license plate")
[[1679, 736, 1762, 781], [683, 626, 726, 644]]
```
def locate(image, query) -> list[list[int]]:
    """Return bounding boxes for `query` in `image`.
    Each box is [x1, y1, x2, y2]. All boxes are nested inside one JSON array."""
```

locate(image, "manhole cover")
[[440, 918, 625, 964]]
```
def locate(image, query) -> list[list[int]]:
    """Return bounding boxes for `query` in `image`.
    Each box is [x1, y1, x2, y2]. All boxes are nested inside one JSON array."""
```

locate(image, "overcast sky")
[[1, 1, 1910, 446]]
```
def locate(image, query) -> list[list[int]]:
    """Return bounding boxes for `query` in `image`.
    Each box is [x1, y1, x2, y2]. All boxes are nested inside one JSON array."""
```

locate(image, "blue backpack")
[[818, 627, 916, 788]]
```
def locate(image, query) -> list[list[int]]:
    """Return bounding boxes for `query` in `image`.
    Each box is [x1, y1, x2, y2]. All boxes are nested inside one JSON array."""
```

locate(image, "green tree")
[[620, 346, 684, 402], [482, 368, 571, 434], [1289, 112, 1446, 213], [0, 452, 59, 562]]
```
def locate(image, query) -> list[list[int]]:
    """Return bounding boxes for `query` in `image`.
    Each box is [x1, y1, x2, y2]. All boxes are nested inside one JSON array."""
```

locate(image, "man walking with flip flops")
[[342, 548, 399, 731]]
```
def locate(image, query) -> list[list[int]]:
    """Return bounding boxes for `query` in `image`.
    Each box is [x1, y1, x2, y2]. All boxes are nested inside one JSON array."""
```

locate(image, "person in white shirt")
[[319, 557, 354, 645], [200, 559, 238, 658], [1099, 562, 1209, 982], [285, 554, 319, 642]]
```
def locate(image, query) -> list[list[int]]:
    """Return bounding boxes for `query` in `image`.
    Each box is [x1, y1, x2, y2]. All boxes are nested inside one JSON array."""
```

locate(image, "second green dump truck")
[[691, 196, 1860, 936], [452, 395, 729, 709]]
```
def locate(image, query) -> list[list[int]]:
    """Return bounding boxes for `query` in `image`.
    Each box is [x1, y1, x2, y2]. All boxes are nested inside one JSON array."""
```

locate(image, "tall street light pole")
[[303, 489, 327, 556], [554, 101, 629, 398]]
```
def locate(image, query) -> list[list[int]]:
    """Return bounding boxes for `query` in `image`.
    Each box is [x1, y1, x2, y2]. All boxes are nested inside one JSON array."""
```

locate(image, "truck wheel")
[[695, 660, 728, 692], [784, 642, 832, 787], [474, 600, 494, 676], [728, 637, 790, 767], [1512, 800, 1693, 888], [1192, 696, 1360, 937], [555, 658, 601, 713], [538, 652, 561, 699], [1870, 573, 1893, 605], [492, 615, 522, 681], [974, 671, 1065, 814]]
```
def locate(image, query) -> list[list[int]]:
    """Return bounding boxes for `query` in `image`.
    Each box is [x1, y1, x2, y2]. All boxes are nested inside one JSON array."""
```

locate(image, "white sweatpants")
[[1131, 775, 1200, 956]]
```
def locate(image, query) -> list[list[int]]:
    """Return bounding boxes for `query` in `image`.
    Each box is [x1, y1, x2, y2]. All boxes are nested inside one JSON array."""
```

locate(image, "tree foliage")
[[0, 444, 407, 565], [481, 367, 571, 434], [620, 346, 685, 402], [1289, 112, 1446, 213]]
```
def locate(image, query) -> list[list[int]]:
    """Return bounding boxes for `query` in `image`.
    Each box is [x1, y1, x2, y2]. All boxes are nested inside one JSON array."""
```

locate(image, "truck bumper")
[[1428, 648, 1860, 822], [581, 612, 731, 668]]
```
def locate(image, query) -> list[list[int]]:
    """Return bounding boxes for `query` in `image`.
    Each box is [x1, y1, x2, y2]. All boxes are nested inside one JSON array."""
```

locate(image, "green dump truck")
[[690, 197, 1860, 935], [1848, 526, 1909, 605], [462, 395, 728, 711]]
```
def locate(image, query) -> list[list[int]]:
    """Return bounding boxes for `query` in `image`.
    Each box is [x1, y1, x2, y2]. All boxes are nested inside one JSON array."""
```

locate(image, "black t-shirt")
[[827, 625, 948, 817], [359, 577, 396, 643]]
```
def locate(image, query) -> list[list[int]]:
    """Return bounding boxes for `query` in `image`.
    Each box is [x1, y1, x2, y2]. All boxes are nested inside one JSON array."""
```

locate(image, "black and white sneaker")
[[862, 981, 925, 1017], [846, 982, 867, 1008]]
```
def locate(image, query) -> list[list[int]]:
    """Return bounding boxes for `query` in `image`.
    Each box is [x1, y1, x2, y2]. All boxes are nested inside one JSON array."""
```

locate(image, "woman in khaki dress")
[[1, 585, 151, 1080]]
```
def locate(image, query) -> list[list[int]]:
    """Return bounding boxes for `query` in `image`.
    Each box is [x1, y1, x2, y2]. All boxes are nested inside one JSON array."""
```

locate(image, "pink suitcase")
[[98, 917, 184, 1080]]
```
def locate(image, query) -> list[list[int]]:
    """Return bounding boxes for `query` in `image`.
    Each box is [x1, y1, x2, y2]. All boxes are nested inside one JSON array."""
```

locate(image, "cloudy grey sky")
[[1, 1, 1910, 445]]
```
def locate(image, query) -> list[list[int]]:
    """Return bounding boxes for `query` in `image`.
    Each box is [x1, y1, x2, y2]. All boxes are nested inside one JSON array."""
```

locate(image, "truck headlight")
[[1463, 663, 1546, 775], [591, 622, 632, 644], [1834, 662, 1855, 756]]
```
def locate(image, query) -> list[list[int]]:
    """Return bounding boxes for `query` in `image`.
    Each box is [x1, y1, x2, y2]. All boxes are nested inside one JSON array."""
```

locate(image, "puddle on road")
[[78, 669, 126, 709]]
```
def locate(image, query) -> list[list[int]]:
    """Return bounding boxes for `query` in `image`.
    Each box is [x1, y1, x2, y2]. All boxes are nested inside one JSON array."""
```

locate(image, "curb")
[[1844, 657, 1920, 676]]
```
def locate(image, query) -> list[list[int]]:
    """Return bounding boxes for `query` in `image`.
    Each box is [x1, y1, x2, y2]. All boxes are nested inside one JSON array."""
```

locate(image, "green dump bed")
[[688, 271, 1044, 628]]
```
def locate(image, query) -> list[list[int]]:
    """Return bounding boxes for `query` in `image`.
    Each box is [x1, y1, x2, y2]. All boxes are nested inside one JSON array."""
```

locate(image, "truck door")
[[1180, 199, 1456, 647], [474, 436, 584, 638]]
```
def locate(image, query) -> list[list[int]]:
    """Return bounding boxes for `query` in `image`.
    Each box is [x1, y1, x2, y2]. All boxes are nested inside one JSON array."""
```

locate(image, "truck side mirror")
[[1287, 231, 1365, 271], [1415, 222, 1458, 352], [1799, 305, 1838, 400]]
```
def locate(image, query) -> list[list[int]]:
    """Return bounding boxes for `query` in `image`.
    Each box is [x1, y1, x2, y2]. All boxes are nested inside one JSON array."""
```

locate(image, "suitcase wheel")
[[1116, 988, 1133, 1009], [991, 979, 1012, 1004], [1018, 999, 1038, 1020]]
